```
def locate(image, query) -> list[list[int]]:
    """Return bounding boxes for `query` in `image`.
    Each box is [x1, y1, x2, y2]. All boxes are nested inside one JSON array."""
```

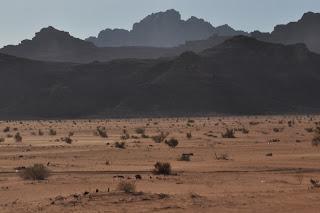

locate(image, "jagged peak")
[[140, 9, 181, 23], [301, 11, 320, 21], [35, 26, 71, 37]]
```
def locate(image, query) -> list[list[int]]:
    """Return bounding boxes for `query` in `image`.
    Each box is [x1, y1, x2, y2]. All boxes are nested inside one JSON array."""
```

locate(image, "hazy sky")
[[1, 0, 320, 47]]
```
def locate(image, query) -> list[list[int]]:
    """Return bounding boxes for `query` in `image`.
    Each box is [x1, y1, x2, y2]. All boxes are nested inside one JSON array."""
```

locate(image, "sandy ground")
[[0, 116, 320, 212]]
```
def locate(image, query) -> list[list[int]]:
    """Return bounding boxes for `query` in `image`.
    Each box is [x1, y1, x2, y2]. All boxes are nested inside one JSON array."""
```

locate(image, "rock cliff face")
[[252, 12, 320, 53], [86, 9, 247, 47]]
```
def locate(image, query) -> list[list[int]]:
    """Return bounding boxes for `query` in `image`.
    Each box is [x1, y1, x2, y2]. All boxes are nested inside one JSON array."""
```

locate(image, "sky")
[[0, 0, 320, 47]]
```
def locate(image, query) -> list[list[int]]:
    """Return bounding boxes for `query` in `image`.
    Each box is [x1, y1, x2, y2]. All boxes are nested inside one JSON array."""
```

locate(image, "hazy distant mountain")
[[0, 26, 177, 63], [1, 36, 320, 119], [215, 24, 248, 36], [252, 12, 320, 53], [0, 26, 232, 63], [86, 9, 248, 47], [1, 26, 98, 62]]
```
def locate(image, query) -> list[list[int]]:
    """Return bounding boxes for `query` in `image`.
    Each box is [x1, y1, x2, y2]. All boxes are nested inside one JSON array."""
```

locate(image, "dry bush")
[[179, 153, 192, 161], [151, 132, 169, 143], [0, 137, 5, 143], [49, 129, 57, 136], [165, 138, 179, 148], [3, 127, 10, 132], [273, 128, 280, 133], [141, 134, 149, 138], [121, 133, 130, 140], [135, 128, 145, 135], [215, 153, 229, 160], [14, 132, 22, 142], [115, 141, 126, 149], [186, 132, 192, 139], [312, 134, 320, 146], [241, 128, 249, 134], [96, 126, 108, 138], [62, 136, 72, 144], [249, 121, 259, 126], [38, 129, 44, 136], [19, 164, 50, 180], [222, 129, 235, 138], [305, 128, 314, 133], [187, 119, 195, 123], [153, 162, 172, 175], [117, 181, 136, 193]]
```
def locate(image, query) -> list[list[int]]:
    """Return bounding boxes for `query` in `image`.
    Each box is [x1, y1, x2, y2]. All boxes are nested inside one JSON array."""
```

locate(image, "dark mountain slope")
[[1, 36, 320, 118], [252, 12, 320, 53], [118, 36, 320, 115]]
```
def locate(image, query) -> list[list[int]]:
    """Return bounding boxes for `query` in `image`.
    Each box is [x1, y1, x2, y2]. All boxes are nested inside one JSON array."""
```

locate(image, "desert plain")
[[0, 115, 320, 212]]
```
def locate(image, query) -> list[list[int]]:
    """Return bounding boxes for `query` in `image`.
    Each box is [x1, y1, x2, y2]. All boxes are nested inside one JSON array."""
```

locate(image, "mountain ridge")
[[252, 11, 320, 53], [1, 36, 320, 119], [86, 9, 248, 47]]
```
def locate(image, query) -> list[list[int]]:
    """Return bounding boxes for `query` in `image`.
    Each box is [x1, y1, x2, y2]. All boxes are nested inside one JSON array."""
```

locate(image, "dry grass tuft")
[[19, 164, 50, 180]]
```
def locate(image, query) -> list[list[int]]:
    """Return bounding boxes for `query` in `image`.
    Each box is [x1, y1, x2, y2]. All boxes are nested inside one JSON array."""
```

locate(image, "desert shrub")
[[14, 132, 22, 142], [135, 128, 145, 135], [179, 153, 192, 161], [49, 129, 57, 136], [186, 132, 192, 139], [96, 126, 108, 138], [121, 133, 130, 140], [214, 153, 229, 160], [305, 128, 313, 133], [249, 121, 259, 126], [117, 181, 136, 193], [273, 128, 280, 133], [0, 137, 5, 143], [68, 132, 74, 137], [62, 137, 72, 144], [241, 128, 249, 134], [151, 132, 169, 143], [38, 129, 44, 136], [115, 141, 126, 149], [165, 138, 179, 148], [312, 134, 320, 146], [153, 162, 172, 175], [221, 129, 235, 138], [141, 134, 149, 138], [19, 164, 50, 180], [187, 119, 195, 123], [3, 127, 10, 132]]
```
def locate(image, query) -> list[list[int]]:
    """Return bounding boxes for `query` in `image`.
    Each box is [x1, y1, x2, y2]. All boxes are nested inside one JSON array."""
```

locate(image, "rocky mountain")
[[1, 36, 320, 119], [252, 12, 320, 53], [86, 9, 248, 47], [0, 26, 175, 63], [0, 26, 232, 63]]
